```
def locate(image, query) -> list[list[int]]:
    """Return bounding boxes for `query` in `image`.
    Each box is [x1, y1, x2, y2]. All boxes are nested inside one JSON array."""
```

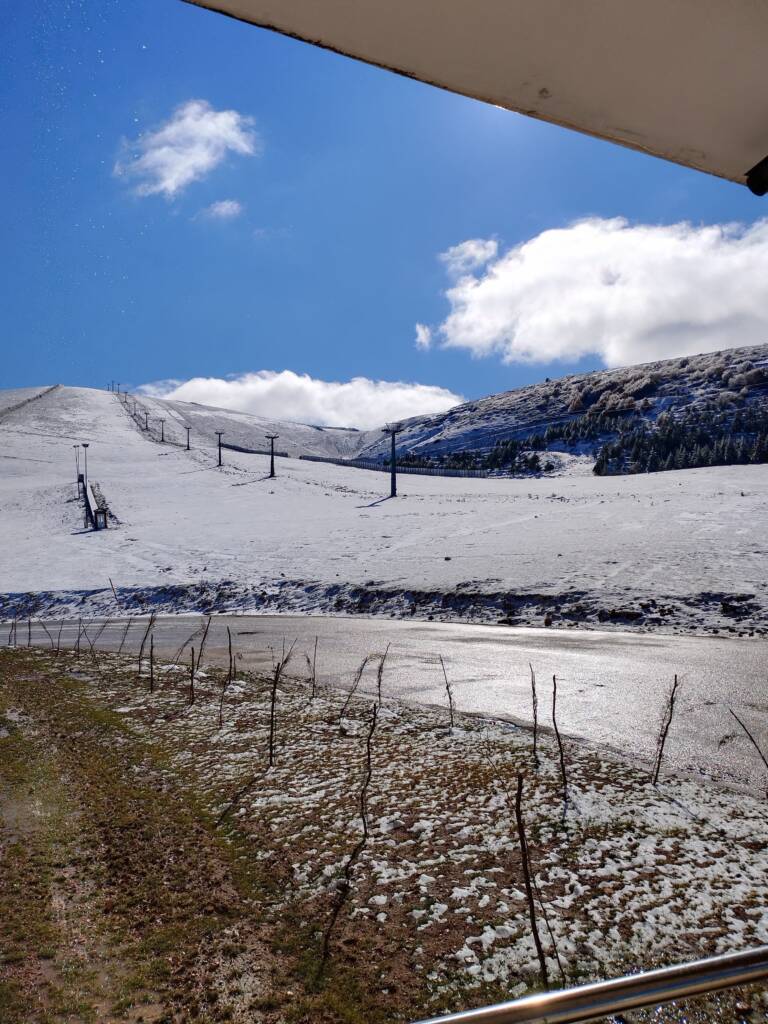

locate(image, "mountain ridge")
[[354, 343, 768, 467], [4, 343, 767, 473]]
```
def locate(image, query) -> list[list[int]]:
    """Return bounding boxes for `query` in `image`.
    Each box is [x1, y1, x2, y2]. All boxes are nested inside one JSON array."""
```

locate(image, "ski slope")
[[134, 343, 768, 464], [0, 385, 57, 416], [132, 391, 374, 459], [1, 384, 767, 632]]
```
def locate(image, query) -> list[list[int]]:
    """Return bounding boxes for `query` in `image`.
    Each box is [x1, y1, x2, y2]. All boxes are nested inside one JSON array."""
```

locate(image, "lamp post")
[[81, 442, 89, 495], [185, 426, 191, 451], [159, 418, 165, 442], [73, 445, 80, 493], [265, 434, 279, 478], [143, 410, 149, 431], [216, 431, 223, 467], [381, 423, 403, 498]]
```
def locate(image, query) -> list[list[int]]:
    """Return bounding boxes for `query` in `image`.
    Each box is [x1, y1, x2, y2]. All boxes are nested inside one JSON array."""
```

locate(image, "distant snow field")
[[1, 384, 767, 632]]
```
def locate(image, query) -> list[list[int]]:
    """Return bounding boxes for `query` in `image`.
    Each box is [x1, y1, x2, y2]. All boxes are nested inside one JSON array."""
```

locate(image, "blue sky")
[[3, 0, 766, 425]]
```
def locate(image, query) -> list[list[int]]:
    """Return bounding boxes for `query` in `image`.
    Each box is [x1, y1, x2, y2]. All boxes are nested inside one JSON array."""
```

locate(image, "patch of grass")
[[285, 962, 390, 1024], [0, 708, 77, 1019], [0, 979, 28, 1024], [1, 650, 298, 1021]]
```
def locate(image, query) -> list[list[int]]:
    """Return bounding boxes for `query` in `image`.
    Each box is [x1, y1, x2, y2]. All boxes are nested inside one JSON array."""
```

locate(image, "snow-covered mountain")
[[354, 343, 768, 463], [123, 392, 375, 460], [110, 343, 768, 469]]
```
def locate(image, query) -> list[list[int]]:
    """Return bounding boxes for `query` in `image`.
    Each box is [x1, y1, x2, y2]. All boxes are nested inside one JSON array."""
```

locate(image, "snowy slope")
[[114, 343, 768, 470], [356, 343, 768, 461], [127, 392, 373, 459], [1, 384, 767, 633], [0, 385, 57, 417]]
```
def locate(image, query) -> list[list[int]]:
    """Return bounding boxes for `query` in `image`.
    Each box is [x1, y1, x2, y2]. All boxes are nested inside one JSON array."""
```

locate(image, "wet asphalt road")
[[11, 614, 768, 791]]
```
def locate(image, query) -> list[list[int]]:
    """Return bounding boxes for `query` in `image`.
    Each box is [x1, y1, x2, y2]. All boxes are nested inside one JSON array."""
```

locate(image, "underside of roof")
[[184, 0, 768, 193]]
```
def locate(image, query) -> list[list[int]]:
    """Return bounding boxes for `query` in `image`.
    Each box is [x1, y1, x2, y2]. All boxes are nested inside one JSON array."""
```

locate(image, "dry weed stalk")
[[172, 626, 201, 666], [83, 618, 112, 672], [483, 738, 564, 985], [90, 618, 111, 650], [376, 643, 390, 703], [149, 635, 154, 693], [515, 772, 550, 990], [116, 616, 133, 656], [81, 619, 110, 681], [319, 702, 379, 976], [652, 675, 680, 785], [729, 707, 768, 798], [137, 612, 157, 675], [268, 641, 295, 767], [529, 662, 540, 768], [439, 654, 455, 729], [311, 635, 318, 698], [551, 675, 568, 816], [195, 614, 213, 674], [338, 655, 370, 727], [38, 619, 55, 650], [218, 627, 234, 729], [79, 619, 93, 653]]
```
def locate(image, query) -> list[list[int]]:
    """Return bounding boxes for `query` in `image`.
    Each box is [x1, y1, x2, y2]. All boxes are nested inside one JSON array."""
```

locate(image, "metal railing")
[[413, 946, 768, 1024]]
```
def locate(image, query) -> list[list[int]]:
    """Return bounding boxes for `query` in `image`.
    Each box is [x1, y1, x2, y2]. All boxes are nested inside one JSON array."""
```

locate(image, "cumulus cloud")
[[414, 323, 432, 351], [114, 99, 258, 198], [139, 370, 462, 430], [425, 218, 768, 367], [439, 238, 498, 276], [200, 199, 243, 220]]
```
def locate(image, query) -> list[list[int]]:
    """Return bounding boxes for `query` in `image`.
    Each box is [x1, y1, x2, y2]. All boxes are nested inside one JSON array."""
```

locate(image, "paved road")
[[10, 614, 768, 790]]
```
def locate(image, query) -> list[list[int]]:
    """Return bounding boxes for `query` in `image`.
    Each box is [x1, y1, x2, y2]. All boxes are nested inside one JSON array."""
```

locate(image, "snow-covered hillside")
[[354, 343, 768, 462], [130, 392, 375, 460], [118, 344, 768, 473], [1, 384, 767, 633], [0, 384, 58, 417]]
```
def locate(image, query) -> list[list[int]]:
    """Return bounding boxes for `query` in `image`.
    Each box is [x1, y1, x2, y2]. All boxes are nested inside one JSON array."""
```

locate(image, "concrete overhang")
[[183, 0, 768, 193]]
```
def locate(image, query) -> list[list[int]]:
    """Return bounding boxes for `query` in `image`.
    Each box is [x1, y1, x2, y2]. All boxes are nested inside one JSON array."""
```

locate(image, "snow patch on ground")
[[27, 647, 767, 1004]]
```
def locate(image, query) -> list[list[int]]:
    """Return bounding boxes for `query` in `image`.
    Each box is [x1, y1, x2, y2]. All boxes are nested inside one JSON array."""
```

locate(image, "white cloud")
[[414, 323, 432, 351], [440, 238, 498, 276], [201, 199, 243, 220], [139, 370, 462, 430], [114, 99, 258, 199], [426, 218, 768, 367]]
